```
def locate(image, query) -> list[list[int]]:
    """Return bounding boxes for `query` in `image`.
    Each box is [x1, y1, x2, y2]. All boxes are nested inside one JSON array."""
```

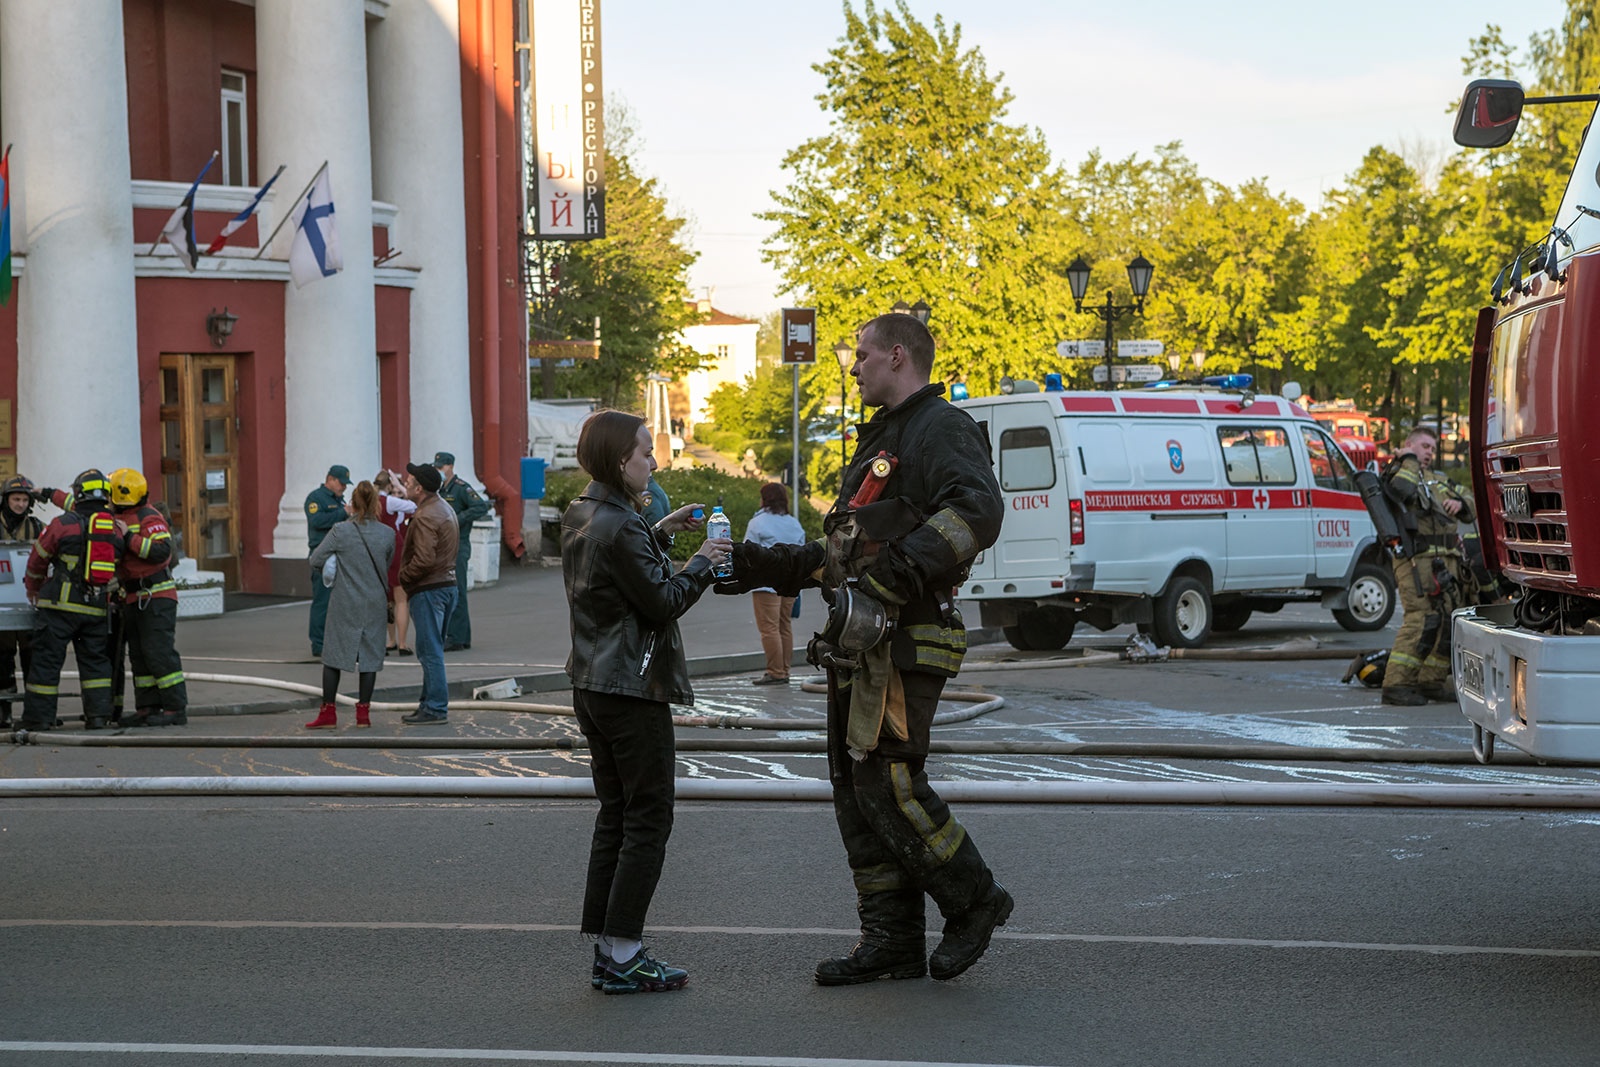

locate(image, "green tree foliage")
[[530, 104, 704, 410], [704, 1, 1600, 455], [760, 0, 1070, 398]]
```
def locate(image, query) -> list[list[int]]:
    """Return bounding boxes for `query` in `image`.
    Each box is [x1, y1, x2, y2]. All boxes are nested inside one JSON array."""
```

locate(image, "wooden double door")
[[158, 354, 241, 590]]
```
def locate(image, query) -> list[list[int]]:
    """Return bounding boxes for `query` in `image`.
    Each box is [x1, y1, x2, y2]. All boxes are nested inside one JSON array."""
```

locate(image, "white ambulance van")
[[954, 383, 1394, 650]]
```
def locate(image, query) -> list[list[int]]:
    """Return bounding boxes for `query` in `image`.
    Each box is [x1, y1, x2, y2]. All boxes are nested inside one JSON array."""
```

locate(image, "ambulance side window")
[[1300, 426, 1356, 492], [998, 427, 1056, 491], [1218, 426, 1296, 486]]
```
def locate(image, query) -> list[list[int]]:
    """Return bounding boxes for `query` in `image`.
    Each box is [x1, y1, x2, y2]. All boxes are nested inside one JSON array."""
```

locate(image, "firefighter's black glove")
[[713, 540, 824, 596], [34, 487, 57, 504]]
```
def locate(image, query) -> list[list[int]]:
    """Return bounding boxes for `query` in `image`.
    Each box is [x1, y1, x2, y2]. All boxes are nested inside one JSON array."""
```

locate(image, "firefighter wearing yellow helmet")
[[20, 469, 126, 731], [107, 468, 187, 727]]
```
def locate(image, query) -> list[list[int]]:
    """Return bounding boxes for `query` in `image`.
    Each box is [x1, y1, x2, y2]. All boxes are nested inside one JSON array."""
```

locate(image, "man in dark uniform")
[[0, 474, 44, 728], [720, 313, 1012, 985], [1381, 427, 1473, 706], [21, 469, 126, 731], [305, 464, 350, 657], [434, 451, 489, 651]]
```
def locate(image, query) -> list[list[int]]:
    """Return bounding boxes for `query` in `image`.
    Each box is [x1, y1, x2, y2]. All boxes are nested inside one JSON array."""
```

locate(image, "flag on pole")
[[206, 165, 284, 254], [288, 167, 341, 288], [159, 154, 217, 270], [0, 145, 12, 306]]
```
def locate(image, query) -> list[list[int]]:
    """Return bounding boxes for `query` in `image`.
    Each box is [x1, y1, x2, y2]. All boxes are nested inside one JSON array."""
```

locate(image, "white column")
[[0, 0, 142, 488], [257, 0, 381, 556], [366, 0, 478, 485]]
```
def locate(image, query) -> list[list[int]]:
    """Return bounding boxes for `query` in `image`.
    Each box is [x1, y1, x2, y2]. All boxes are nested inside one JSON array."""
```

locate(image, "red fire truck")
[[1306, 399, 1390, 471], [1450, 78, 1600, 762]]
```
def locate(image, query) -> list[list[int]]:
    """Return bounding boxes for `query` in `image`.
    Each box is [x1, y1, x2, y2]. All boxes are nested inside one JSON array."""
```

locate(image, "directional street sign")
[[1091, 364, 1166, 384], [1056, 340, 1105, 359], [1117, 339, 1165, 358]]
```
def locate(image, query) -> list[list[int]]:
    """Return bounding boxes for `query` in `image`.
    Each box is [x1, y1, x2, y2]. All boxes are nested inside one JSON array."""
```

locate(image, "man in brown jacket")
[[399, 461, 460, 723]]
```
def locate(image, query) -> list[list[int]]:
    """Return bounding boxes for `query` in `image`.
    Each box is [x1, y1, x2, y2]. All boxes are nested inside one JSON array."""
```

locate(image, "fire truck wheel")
[[1333, 562, 1396, 631], [1212, 603, 1253, 633], [1003, 609, 1076, 651], [1153, 576, 1212, 650]]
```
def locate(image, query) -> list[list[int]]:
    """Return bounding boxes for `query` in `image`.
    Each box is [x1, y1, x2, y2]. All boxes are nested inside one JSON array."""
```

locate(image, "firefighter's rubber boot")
[[929, 879, 1014, 981], [304, 703, 338, 730], [816, 889, 926, 985], [1382, 685, 1428, 707], [354, 702, 372, 728], [814, 940, 927, 985]]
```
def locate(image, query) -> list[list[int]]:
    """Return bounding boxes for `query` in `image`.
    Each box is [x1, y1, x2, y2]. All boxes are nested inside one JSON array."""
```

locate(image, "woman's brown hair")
[[349, 480, 381, 522], [577, 409, 647, 510], [759, 481, 789, 515]]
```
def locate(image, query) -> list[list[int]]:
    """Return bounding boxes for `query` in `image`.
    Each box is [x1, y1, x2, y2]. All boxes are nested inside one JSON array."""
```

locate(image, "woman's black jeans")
[[573, 687, 676, 941]]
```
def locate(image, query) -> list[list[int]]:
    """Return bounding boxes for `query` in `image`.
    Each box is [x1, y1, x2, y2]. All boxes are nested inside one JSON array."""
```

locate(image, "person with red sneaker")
[[305, 480, 394, 730]]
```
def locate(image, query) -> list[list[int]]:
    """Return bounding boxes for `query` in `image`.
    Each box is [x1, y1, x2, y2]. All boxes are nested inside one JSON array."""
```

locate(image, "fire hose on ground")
[[0, 776, 1592, 809]]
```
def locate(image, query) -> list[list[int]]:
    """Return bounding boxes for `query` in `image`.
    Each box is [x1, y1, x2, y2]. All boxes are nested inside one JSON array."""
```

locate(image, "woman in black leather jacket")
[[561, 410, 732, 995]]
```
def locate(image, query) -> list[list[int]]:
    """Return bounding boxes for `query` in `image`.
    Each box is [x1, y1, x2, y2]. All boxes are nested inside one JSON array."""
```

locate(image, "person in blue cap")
[[305, 464, 350, 657], [434, 452, 489, 651]]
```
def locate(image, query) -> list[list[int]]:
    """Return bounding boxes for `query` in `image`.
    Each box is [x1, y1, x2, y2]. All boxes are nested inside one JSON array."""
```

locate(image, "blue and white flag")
[[289, 166, 341, 288]]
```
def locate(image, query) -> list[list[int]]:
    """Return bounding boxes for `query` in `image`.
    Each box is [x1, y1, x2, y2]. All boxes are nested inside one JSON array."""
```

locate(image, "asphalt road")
[[7, 600, 1600, 1064]]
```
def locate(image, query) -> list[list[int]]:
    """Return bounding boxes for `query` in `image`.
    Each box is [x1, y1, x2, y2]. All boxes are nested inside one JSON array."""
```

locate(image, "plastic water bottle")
[[706, 506, 732, 579]]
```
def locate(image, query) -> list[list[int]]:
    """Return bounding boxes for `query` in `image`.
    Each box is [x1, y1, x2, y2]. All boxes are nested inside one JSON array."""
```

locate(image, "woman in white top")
[[743, 482, 807, 684], [374, 469, 418, 655]]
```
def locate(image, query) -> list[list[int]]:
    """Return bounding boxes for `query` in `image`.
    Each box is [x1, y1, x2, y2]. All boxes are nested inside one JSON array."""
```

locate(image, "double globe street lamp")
[[1066, 254, 1155, 391]]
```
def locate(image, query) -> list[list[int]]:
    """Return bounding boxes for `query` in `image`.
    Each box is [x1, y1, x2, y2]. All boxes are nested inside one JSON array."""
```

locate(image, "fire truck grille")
[[1501, 490, 1570, 578]]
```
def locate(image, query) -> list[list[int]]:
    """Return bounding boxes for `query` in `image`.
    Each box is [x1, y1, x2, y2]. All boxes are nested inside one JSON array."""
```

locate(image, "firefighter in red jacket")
[[107, 468, 187, 727], [21, 469, 126, 732]]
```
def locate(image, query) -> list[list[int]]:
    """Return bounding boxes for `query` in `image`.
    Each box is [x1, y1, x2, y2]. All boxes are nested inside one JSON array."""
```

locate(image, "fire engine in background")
[[1449, 78, 1600, 762], [1306, 399, 1390, 471]]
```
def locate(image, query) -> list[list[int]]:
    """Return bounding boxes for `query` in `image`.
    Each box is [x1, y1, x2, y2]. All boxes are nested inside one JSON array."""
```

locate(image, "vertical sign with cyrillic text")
[[531, 0, 605, 239]]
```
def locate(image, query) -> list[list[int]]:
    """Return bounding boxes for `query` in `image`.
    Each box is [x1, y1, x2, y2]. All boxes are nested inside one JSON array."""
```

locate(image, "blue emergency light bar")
[[950, 382, 969, 401], [1203, 373, 1254, 391]]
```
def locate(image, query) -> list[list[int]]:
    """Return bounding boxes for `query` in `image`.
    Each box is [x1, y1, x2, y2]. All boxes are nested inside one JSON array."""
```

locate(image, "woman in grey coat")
[[305, 480, 395, 729]]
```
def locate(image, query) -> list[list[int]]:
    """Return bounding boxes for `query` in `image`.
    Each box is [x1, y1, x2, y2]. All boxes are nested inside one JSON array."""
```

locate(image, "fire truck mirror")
[[1454, 79, 1525, 149]]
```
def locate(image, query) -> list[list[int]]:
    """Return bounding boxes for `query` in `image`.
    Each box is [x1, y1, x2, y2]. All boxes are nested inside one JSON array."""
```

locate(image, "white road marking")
[[4, 919, 1597, 958], [0, 1044, 1045, 1066]]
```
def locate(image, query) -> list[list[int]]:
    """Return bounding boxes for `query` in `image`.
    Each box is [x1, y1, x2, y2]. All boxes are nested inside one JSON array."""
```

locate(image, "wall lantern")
[[207, 307, 239, 348]]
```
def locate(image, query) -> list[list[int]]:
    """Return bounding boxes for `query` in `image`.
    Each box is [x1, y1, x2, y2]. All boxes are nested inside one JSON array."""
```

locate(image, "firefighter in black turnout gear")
[[0, 474, 44, 728], [21, 470, 126, 731], [720, 314, 1011, 984], [108, 468, 187, 726]]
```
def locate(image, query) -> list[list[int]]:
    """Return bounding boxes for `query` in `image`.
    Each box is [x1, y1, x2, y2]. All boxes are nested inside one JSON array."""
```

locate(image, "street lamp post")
[[833, 339, 853, 467], [891, 299, 933, 326], [1066, 255, 1154, 391]]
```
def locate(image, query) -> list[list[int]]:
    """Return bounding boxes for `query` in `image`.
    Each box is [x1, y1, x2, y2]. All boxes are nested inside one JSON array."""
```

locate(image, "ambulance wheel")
[[1212, 603, 1253, 633], [1152, 576, 1212, 650], [1334, 562, 1396, 631], [1003, 609, 1076, 651]]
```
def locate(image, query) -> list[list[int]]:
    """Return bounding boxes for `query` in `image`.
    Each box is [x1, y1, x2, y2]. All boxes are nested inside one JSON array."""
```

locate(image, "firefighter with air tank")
[[107, 468, 187, 727], [20, 469, 126, 732], [1358, 425, 1473, 707]]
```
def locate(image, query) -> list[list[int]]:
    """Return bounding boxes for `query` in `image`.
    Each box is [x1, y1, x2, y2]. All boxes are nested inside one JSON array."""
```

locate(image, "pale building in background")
[[678, 296, 758, 433]]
